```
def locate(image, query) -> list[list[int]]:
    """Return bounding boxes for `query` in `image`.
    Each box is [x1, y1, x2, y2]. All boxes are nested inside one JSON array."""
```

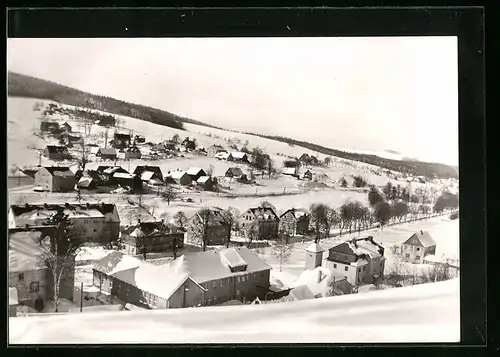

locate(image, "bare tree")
[[189, 208, 213, 251], [324, 207, 341, 239], [37, 210, 86, 312], [272, 236, 292, 272], [218, 207, 240, 248], [135, 231, 155, 261], [173, 211, 187, 231], [243, 219, 260, 248], [207, 164, 214, 176], [310, 203, 329, 243], [161, 185, 177, 206]]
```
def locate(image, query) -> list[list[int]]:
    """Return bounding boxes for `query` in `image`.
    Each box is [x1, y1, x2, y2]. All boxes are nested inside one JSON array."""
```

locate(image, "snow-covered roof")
[[306, 243, 325, 253], [197, 176, 211, 184], [282, 167, 297, 175], [354, 240, 382, 259], [220, 248, 247, 269], [9, 287, 18, 306], [215, 152, 231, 159], [113, 172, 134, 179], [423, 255, 442, 263], [293, 267, 346, 298], [186, 167, 204, 175], [231, 152, 247, 159], [404, 231, 436, 248], [141, 171, 155, 181], [103, 166, 122, 175], [173, 246, 271, 283], [9, 231, 44, 272], [351, 258, 369, 267], [93, 251, 141, 276], [169, 171, 187, 179], [289, 285, 315, 301]]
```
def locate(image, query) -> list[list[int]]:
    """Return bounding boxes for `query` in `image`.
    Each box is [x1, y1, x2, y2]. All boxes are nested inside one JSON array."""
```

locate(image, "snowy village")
[[8, 37, 460, 344]]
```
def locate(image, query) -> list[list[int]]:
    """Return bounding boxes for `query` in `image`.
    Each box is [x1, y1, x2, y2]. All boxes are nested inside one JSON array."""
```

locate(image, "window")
[[344, 266, 348, 271], [18, 273, 24, 282], [212, 281, 217, 288], [333, 263, 337, 269], [221, 279, 224, 286], [153, 295, 157, 307], [416, 247, 420, 251], [363, 266, 366, 271], [236, 277, 240, 283], [30, 281, 39, 292], [416, 255, 421, 260], [405, 254, 410, 259]]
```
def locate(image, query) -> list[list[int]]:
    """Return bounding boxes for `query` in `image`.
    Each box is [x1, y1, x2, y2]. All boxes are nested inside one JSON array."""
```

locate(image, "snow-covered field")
[[8, 278, 460, 344]]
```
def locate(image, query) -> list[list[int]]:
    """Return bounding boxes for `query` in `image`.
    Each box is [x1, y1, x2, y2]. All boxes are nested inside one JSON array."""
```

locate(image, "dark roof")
[[114, 133, 131, 139], [133, 166, 163, 177], [226, 167, 244, 176], [247, 207, 279, 221], [192, 207, 230, 226], [329, 242, 356, 255], [98, 148, 117, 156], [85, 170, 107, 184], [41, 166, 74, 177], [122, 221, 180, 236], [10, 203, 118, 217], [45, 145, 68, 153], [280, 208, 309, 220]]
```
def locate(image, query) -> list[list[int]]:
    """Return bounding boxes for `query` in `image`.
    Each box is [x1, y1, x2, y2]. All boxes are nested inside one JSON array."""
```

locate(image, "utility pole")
[[80, 282, 84, 312]]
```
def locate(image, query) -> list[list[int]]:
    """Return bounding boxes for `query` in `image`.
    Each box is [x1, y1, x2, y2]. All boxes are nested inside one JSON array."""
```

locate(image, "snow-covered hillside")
[[7, 97, 413, 189], [9, 279, 459, 344]]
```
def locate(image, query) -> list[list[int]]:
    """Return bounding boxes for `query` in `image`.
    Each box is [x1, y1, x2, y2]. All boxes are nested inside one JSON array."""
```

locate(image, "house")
[[134, 135, 146, 144], [112, 133, 132, 149], [282, 167, 299, 177], [117, 147, 141, 160], [225, 167, 244, 179], [89, 146, 101, 155], [295, 263, 353, 297], [207, 145, 226, 157], [196, 176, 214, 191], [9, 203, 121, 246], [315, 173, 330, 183], [164, 140, 177, 151], [134, 166, 164, 182], [92, 247, 271, 309], [34, 166, 76, 192], [231, 152, 249, 163], [76, 177, 97, 190], [61, 133, 83, 147], [302, 170, 313, 180], [181, 137, 196, 151], [152, 143, 167, 153], [60, 122, 72, 132], [43, 145, 71, 160], [96, 147, 117, 160], [215, 151, 234, 161], [279, 208, 310, 236], [9, 287, 18, 317], [166, 171, 192, 186], [40, 121, 60, 133], [402, 230, 437, 264], [299, 153, 310, 163], [240, 207, 280, 240], [9, 227, 75, 311], [324, 236, 386, 287], [121, 220, 184, 256], [97, 166, 129, 184], [186, 208, 231, 246], [186, 167, 207, 182], [113, 172, 139, 189]]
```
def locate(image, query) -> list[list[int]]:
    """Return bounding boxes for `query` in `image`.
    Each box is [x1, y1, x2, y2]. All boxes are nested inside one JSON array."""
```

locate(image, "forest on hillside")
[[8, 72, 189, 130], [242, 133, 458, 179]]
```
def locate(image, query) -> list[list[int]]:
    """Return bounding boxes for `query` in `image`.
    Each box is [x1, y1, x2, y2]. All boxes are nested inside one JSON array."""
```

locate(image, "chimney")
[[317, 269, 322, 283], [138, 219, 141, 224], [25, 203, 30, 208], [43, 203, 48, 209], [420, 230, 423, 235], [25, 224, 29, 229], [86, 203, 91, 209]]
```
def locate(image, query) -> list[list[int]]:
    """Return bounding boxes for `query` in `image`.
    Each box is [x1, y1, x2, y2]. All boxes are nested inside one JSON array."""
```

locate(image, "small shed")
[[197, 176, 214, 191], [97, 148, 117, 160]]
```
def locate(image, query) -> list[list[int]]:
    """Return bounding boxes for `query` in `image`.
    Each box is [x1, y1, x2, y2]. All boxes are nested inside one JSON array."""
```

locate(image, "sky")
[[7, 37, 458, 166]]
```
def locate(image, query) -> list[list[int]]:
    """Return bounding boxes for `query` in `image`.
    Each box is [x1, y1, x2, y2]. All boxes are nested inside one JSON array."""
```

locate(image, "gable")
[[403, 234, 424, 247]]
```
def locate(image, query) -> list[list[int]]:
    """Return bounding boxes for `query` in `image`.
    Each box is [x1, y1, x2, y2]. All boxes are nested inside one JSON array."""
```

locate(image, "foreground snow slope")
[[9, 279, 459, 344]]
